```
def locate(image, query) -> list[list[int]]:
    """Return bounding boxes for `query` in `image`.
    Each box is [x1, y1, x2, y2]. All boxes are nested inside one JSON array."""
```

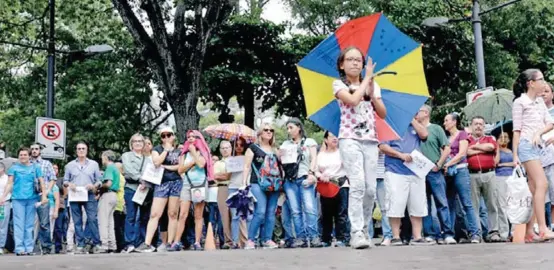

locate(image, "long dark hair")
[[336, 46, 365, 87], [513, 69, 541, 100]]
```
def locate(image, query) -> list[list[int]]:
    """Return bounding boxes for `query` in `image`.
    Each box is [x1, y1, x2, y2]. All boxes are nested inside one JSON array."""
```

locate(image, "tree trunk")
[[171, 83, 201, 142], [243, 90, 255, 128]]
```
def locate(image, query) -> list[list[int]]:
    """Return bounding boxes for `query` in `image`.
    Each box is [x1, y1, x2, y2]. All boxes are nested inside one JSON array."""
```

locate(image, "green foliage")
[[0, 0, 157, 161]]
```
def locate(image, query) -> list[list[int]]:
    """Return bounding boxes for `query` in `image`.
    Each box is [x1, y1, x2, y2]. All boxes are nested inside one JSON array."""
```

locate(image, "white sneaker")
[[0, 248, 4, 255], [350, 232, 371, 249], [445, 237, 457, 245], [156, 243, 167, 252], [125, 245, 135, 253]]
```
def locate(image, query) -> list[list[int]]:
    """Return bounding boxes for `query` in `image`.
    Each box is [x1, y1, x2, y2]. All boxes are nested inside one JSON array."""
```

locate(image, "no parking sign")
[[35, 117, 66, 159]]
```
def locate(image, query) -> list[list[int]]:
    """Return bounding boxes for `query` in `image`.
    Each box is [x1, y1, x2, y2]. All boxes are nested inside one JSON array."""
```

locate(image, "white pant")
[[384, 172, 427, 218], [339, 139, 378, 237]]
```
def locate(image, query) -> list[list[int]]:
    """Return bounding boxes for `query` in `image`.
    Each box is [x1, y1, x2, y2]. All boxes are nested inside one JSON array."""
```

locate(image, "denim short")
[[154, 180, 183, 198], [518, 139, 541, 163]]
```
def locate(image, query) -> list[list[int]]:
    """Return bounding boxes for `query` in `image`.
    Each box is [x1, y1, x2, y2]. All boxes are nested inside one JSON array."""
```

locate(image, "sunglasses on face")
[[161, 133, 173, 139], [263, 128, 274, 133], [31, 147, 40, 150]]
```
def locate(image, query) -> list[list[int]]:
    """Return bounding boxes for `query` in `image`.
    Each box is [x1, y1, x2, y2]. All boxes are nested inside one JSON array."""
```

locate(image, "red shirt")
[[467, 135, 497, 171]]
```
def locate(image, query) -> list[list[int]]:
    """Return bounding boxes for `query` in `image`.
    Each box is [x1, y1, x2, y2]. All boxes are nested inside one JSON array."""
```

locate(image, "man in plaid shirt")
[[30, 143, 57, 254]]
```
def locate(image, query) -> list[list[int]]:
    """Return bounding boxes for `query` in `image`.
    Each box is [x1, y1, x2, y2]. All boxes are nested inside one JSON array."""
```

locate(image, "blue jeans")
[[248, 184, 279, 242], [204, 202, 224, 246], [369, 178, 392, 240], [423, 171, 454, 239], [70, 199, 100, 247], [123, 187, 149, 248], [36, 203, 52, 250], [282, 199, 294, 242], [228, 188, 252, 244], [283, 177, 319, 240], [53, 208, 68, 253], [0, 201, 12, 248], [446, 168, 480, 238], [13, 199, 37, 253], [320, 187, 350, 243]]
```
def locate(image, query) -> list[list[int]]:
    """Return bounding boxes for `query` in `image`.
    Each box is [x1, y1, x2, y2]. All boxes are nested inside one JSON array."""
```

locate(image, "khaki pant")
[[217, 185, 232, 244], [470, 171, 500, 236], [98, 192, 117, 250]]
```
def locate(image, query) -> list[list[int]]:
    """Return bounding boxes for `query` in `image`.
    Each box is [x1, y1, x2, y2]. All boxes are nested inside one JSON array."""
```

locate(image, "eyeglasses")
[[77, 148, 86, 151], [531, 77, 545, 82], [132, 140, 144, 143], [263, 128, 274, 133], [220, 147, 232, 150], [161, 133, 173, 139], [30, 147, 40, 150]]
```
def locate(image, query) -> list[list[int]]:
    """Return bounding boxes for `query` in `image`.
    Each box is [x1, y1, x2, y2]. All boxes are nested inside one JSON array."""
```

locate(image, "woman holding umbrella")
[[332, 47, 386, 249], [511, 69, 554, 241]]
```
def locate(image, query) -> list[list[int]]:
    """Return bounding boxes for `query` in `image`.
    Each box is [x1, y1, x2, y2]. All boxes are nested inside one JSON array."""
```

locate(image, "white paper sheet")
[[225, 156, 245, 173], [132, 187, 149, 205], [141, 163, 164, 185], [280, 145, 298, 164], [403, 150, 435, 179], [68, 186, 88, 202]]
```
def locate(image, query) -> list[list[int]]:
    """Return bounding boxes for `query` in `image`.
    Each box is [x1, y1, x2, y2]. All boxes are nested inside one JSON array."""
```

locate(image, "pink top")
[[512, 94, 553, 141], [332, 80, 381, 142]]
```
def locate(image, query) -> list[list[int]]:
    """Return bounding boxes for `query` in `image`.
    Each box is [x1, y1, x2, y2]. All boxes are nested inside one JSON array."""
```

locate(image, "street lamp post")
[[46, 0, 55, 118], [422, 0, 524, 89], [472, 0, 486, 89], [45, 0, 113, 119]]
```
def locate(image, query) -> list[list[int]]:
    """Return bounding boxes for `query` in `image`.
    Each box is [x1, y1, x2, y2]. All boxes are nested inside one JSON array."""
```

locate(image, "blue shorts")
[[518, 139, 541, 163], [154, 180, 183, 198]]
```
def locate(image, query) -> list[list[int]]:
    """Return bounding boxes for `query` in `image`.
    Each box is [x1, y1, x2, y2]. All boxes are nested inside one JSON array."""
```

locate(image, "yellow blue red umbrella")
[[297, 13, 430, 141]]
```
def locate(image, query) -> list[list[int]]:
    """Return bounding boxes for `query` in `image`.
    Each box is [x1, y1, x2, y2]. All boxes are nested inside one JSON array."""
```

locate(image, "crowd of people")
[[0, 47, 554, 256]]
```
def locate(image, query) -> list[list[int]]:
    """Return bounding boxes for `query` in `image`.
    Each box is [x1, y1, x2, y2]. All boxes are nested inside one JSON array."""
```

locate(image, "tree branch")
[[435, 98, 466, 110], [148, 110, 174, 133], [111, 0, 171, 97]]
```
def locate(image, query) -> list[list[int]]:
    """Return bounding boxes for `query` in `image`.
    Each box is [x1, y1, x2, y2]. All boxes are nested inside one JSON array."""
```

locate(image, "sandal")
[[525, 233, 544, 243], [539, 231, 554, 241]]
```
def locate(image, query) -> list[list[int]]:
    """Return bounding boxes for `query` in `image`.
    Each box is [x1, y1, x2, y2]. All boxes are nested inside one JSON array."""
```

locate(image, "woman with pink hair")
[[168, 130, 213, 251]]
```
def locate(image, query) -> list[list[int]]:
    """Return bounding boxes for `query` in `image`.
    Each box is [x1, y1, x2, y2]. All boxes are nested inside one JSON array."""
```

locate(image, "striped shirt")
[[512, 94, 553, 141], [31, 157, 56, 184], [376, 153, 386, 179]]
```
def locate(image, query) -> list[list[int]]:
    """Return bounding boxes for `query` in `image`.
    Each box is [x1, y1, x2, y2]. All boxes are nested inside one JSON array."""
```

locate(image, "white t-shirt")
[[0, 174, 11, 201], [280, 138, 318, 178], [316, 150, 348, 187]]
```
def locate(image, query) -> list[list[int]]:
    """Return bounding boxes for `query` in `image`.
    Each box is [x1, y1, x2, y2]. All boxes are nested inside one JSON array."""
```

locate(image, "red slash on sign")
[[41, 122, 61, 140]]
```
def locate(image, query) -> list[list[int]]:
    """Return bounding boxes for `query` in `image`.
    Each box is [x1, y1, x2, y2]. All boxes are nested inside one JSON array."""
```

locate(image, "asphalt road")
[[1, 243, 552, 270]]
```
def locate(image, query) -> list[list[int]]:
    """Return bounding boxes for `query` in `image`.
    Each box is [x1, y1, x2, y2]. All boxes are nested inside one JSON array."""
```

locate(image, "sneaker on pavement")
[[436, 238, 446, 245], [390, 238, 403, 246], [125, 245, 135, 253], [192, 242, 203, 251], [470, 236, 481, 244], [335, 241, 346, 247], [135, 243, 156, 253], [445, 237, 457, 245], [167, 242, 182, 252], [310, 237, 324, 248], [262, 240, 279, 249], [291, 239, 307, 248], [350, 232, 371, 249], [380, 238, 392, 247], [410, 238, 436, 246], [156, 243, 167, 252], [244, 240, 256, 250], [0, 248, 4, 255]]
